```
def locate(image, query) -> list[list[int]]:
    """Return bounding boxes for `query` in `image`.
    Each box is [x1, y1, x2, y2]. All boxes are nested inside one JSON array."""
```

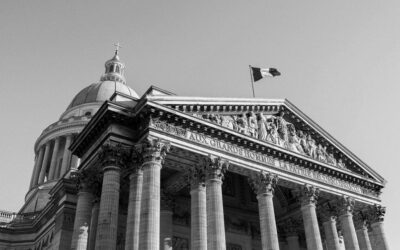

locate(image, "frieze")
[[150, 120, 377, 198]]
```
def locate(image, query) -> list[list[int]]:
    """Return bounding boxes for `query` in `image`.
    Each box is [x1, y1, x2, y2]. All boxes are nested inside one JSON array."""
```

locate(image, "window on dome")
[[109, 65, 114, 72], [116, 65, 120, 73], [84, 111, 91, 117]]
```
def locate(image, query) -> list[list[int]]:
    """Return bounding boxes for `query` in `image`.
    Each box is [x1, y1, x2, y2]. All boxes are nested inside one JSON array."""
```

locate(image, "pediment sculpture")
[[193, 112, 348, 170]]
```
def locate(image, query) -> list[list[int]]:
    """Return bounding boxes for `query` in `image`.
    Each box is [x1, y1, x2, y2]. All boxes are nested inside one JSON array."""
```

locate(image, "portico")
[[67, 89, 388, 250]]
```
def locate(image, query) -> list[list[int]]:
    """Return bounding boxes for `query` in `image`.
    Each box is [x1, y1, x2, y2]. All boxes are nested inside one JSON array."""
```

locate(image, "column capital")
[[337, 196, 355, 215], [70, 169, 102, 198], [189, 163, 206, 190], [204, 155, 229, 181], [127, 146, 144, 174], [299, 184, 320, 206], [353, 211, 369, 230], [318, 201, 339, 222], [98, 143, 129, 169], [137, 137, 170, 165], [249, 171, 278, 195], [367, 204, 386, 223]]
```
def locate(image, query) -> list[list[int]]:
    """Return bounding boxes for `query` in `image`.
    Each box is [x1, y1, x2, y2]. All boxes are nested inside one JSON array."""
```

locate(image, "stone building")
[[0, 50, 389, 250]]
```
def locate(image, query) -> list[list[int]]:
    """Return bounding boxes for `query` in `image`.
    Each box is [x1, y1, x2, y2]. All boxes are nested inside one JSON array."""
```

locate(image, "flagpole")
[[249, 65, 255, 98]]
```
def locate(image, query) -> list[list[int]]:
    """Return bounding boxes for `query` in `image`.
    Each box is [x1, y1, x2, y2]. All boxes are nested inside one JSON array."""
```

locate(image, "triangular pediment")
[[146, 95, 385, 186]]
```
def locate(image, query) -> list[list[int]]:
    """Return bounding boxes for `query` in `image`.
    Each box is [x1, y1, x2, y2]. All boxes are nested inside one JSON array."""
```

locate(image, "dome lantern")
[[100, 43, 126, 84]]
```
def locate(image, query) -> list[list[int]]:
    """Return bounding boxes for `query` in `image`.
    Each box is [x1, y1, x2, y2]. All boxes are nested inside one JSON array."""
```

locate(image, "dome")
[[66, 81, 140, 110]]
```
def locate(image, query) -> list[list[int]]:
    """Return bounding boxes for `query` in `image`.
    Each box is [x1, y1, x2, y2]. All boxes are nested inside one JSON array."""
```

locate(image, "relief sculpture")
[[198, 111, 348, 170]]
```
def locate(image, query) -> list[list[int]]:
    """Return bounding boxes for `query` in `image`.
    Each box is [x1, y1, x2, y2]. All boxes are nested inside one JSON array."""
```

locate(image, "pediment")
[[147, 96, 385, 185]]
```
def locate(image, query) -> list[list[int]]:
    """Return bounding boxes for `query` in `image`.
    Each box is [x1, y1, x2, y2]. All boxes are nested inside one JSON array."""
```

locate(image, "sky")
[[0, 0, 399, 247]]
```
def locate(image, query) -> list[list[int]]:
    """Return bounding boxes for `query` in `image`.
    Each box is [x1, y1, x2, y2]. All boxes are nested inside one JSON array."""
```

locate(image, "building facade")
[[0, 51, 389, 250]]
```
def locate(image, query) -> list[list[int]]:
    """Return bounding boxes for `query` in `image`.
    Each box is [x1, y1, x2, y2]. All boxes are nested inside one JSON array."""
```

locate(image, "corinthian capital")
[[353, 211, 369, 230], [367, 204, 386, 223], [139, 137, 170, 164], [189, 162, 206, 189], [127, 146, 144, 174], [249, 171, 278, 195], [205, 155, 229, 181], [338, 196, 355, 215], [98, 143, 129, 168], [318, 201, 339, 223], [300, 185, 320, 206]]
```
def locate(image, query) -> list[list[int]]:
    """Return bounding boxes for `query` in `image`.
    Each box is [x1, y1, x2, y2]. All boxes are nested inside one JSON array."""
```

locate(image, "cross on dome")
[[114, 42, 122, 55]]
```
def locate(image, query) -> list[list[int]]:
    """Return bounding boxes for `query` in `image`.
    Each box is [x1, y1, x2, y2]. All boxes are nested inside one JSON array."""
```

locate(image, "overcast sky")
[[0, 0, 399, 247]]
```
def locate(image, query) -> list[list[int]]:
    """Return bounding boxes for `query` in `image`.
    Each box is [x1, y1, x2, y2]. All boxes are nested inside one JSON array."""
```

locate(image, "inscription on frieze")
[[150, 120, 375, 197]]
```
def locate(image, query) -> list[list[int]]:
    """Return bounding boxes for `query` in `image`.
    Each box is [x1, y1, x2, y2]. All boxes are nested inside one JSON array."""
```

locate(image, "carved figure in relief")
[[221, 115, 235, 129], [247, 112, 258, 138], [316, 144, 327, 162], [338, 159, 346, 169], [327, 153, 337, 166], [266, 122, 279, 144], [287, 124, 304, 154], [276, 112, 290, 148], [257, 113, 268, 141], [307, 135, 317, 159], [298, 131, 309, 154], [235, 114, 250, 136]]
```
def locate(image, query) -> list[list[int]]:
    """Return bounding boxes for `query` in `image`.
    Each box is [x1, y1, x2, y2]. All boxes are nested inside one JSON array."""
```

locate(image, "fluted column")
[[95, 143, 127, 250], [88, 199, 100, 250], [319, 202, 341, 250], [300, 185, 323, 250], [71, 175, 94, 250], [30, 146, 45, 188], [189, 165, 207, 250], [160, 190, 174, 250], [205, 155, 229, 250], [60, 135, 73, 177], [249, 171, 279, 250], [368, 205, 388, 250], [322, 216, 341, 250], [125, 149, 144, 250], [338, 196, 360, 250], [38, 142, 52, 184], [354, 217, 372, 250], [48, 137, 61, 180], [138, 138, 170, 250]]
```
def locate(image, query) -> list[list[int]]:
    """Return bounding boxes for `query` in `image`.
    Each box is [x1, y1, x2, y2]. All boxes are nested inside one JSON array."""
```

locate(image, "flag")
[[251, 67, 281, 81]]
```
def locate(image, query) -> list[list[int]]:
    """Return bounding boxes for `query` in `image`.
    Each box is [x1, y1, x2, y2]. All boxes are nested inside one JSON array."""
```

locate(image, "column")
[[189, 165, 207, 250], [138, 138, 170, 250], [338, 196, 360, 250], [355, 221, 372, 250], [95, 143, 126, 250], [60, 135, 73, 177], [205, 155, 229, 250], [125, 153, 143, 250], [38, 141, 52, 184], [283, 218, 301, 250], [88, 199, 100, 250], [160, 190, 173, 250], [368, 205, 388, 250], [299, 185, 323, 250], [322, 216, 341, 250], [71, 176, 94, 250], [249, 171, 279, 250], [48, 137, 61, 180], [30, 146, 45, 188]]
